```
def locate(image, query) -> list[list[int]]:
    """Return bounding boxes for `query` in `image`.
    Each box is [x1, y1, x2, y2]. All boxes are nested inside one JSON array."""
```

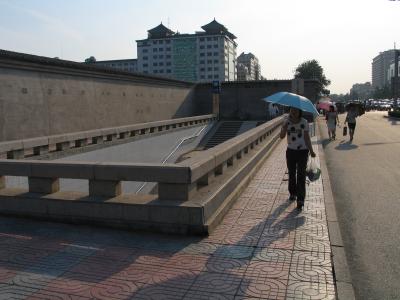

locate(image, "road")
[[319, 111, 400, 300]]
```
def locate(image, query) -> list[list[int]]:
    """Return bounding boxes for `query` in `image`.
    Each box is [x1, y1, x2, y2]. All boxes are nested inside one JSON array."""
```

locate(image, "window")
[[166, 47, 171, 51], [159, 69, 164, 73], [153, 55, 157, 59], [153, 62, 158, 66], [143, 71, 148, 73], [200, 60, 205, 64], [214, 59, 218, 63], [213, 37, 218, 41], [214, 52, 219, 56], [208, 75, 213, 79], [207, 52, 212, 56], [214, 67, 219, 71], [207, 37, 211, 41], [159, 55, 164, 58], [200, 53, 205, 57], [200, 75, 205, 79], [143, 49, 148, 53], [159, 40, 164, 44], [166, 40, 171, 44], [153, 40, 157, 45], [153, 48, 158, 52], [143, 63, 148, 67], [200, 45, 205, 49], [200, 37, 205, 41], [214, 74, 219, 79], [166, 69, 171, 73], [166, 55, 171, 59], [159, 62, 164, 66], [207, 60, 212, 64], [159, 47, 163, 51], [200, 67, 205, 71], [154, 70, 158, 73], [208, 67, 212, 71], [143, 56, 148, 60], [207, 45, 212, 49], [214, 44, 218, 48], [166, 62, 171, 66]]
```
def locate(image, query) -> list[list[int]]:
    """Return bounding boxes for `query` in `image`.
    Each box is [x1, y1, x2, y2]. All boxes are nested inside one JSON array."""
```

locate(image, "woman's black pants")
[[286, 148, 309, 203]]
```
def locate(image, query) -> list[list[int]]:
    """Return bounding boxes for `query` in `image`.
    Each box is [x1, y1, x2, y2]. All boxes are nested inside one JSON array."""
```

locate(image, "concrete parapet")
[[89, 179, 121, 197], [0, 116, 284, 234], [28, 177, 60, 194]]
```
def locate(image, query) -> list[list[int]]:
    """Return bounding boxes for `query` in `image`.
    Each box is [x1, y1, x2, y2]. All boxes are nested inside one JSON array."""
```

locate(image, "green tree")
[[295, 59, 331, 96], [84, 56, 96, 64]]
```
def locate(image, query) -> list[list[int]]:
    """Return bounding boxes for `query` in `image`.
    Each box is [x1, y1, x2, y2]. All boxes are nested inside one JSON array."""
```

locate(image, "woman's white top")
[[286, 117, 309, 150]]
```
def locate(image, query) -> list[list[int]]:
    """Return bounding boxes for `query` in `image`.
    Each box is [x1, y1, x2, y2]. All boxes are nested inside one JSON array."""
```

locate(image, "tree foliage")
[[85, 56, 96, 63], [295, 59, 331, 96]]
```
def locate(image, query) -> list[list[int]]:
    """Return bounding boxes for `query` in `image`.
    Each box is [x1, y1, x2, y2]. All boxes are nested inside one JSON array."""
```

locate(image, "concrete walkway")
[[0, 138, 335, 299]]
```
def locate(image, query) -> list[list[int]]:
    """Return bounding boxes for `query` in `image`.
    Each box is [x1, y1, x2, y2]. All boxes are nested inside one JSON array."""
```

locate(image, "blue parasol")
[[263, 92, 319, 117]]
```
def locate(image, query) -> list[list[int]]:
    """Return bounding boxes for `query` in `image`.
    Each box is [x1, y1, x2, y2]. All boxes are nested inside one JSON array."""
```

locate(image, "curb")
[[315, 122, 356, 300]]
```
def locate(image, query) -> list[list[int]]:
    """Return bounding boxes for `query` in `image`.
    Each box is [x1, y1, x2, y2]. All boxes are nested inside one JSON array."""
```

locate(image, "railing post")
[[28, 177, 60, 194], [92, 136, 104, 144], [56, 142, 70, 151], [7, 150, 24, 159], [158, 182, 197, 201], [0, 176, 5, 189], [75, 139, 88, 147], [215, 162, 227, 175], [89, 180, 121, 197], [33, 145, 49, 156]]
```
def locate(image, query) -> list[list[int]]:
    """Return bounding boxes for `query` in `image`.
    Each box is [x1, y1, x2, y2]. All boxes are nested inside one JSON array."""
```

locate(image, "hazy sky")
[[0, 0, 399, 94]]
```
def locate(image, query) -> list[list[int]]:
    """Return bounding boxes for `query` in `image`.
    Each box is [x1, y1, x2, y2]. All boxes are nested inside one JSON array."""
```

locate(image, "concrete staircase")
[[204, 121, 243, 149]]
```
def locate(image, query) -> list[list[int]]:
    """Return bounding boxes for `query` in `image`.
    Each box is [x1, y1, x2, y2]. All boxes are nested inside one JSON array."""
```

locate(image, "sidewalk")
[[0, 137, 335, 300]]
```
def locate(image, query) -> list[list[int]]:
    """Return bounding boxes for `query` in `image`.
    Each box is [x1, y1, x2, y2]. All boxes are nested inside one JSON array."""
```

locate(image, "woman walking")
[[345, 104, 358, 142], [280, 107, 316, 210], [326, 105, 339, 140]]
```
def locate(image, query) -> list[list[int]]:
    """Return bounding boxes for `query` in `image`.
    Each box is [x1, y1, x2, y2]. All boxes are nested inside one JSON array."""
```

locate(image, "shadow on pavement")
[[335, 141, 358, 150], [0, 191, 304, 299]]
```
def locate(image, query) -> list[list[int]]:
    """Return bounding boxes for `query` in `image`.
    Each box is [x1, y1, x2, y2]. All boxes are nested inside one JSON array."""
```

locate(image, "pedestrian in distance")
[[280, 107, 316, 210], [326, 105, 339, 140], [344, 104, 359, 142]]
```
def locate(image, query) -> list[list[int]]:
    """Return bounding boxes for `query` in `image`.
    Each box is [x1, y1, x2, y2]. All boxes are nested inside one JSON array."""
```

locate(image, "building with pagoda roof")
[[136, 19, 237, 82]]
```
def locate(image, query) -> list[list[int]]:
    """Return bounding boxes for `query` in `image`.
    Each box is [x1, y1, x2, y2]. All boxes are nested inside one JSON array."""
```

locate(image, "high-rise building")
[[236, 52, 261, 81], [136, 19, 237, 82], [372, 49, 397, 89], [350, 82, 373, 99]]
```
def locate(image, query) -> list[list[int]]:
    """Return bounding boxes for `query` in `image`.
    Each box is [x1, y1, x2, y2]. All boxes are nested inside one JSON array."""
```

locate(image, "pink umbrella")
[[317, 101, 336, 111]]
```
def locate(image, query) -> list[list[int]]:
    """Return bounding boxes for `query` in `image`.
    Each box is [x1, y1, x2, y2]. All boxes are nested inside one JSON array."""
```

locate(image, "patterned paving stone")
[[131, 284, 188, 300], [286, 280, 336, 300], [212, 245, 254, 260], [203, 256, 249, 275], [257, 231, 296, 250], [294, 235, 332, 253], [289, 263, 334, 284], [184, 291, 235, 300], [190, 272, 242, 295], [237, 277, 287, 300], [253, 248, 292, 265], [244, 260, 290, 280], [291, 251, 332, 268], [181, 242, 218, 256]]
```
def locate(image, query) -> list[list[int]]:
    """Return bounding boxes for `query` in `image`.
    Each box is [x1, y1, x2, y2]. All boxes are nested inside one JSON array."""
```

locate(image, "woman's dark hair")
[[329, 105, 335, 112]]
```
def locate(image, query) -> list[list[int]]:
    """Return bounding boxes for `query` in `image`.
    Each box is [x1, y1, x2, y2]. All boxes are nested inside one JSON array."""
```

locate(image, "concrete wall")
[[194, 80, 319, 120], [0, 50, 195, 141]]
